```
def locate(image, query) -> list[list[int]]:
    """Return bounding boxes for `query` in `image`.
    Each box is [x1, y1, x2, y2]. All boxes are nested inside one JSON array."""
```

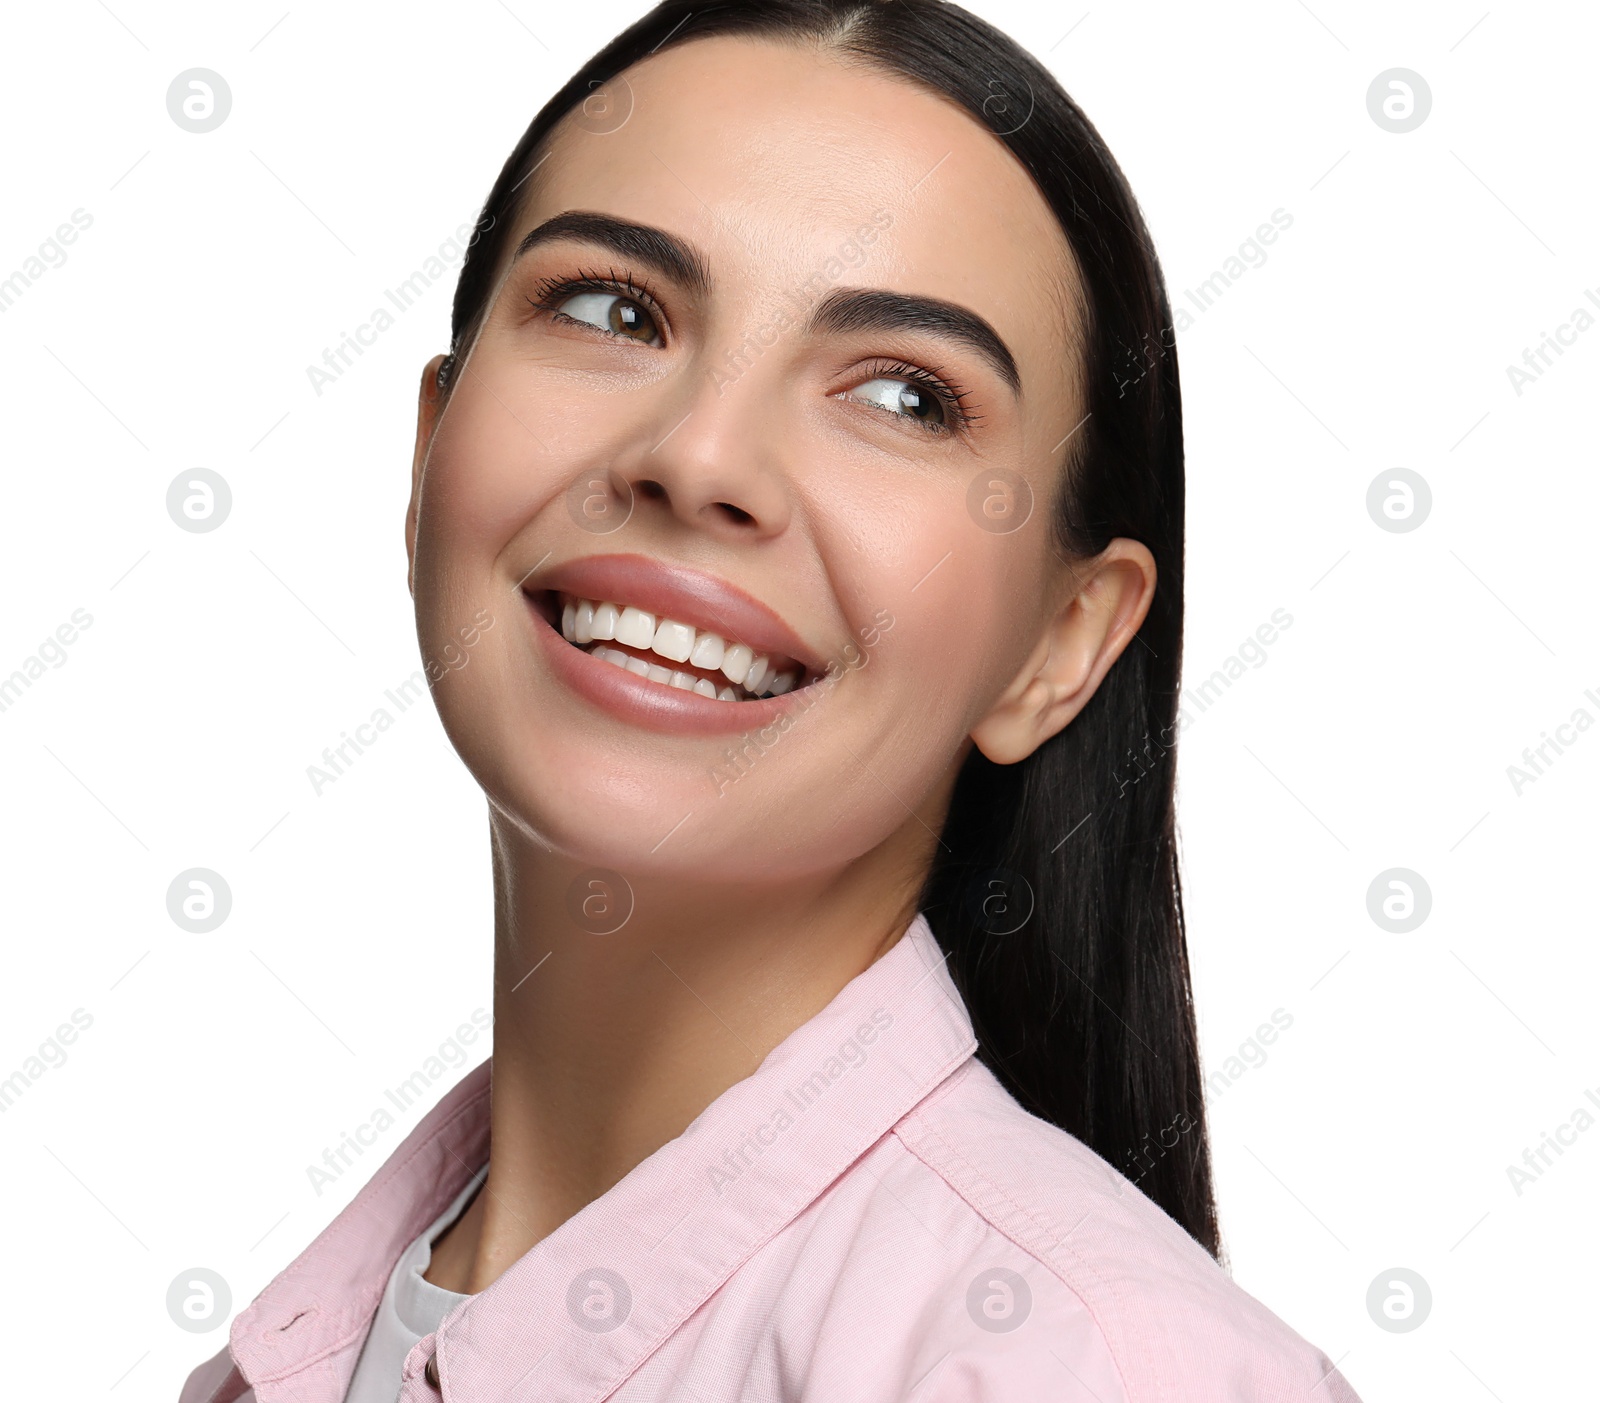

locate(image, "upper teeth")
[[559, 596, 799, 701]]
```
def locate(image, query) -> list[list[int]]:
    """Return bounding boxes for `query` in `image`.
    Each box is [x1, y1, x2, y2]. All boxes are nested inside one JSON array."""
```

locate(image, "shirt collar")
[[230, 912, 976, 1401]]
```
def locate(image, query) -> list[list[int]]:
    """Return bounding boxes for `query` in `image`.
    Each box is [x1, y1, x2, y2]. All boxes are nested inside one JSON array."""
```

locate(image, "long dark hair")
[[443, 0, 1215, 1257]]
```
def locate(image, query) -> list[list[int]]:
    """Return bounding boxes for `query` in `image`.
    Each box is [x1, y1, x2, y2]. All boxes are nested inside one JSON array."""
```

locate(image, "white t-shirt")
[[341, 1162, 487, 1403]]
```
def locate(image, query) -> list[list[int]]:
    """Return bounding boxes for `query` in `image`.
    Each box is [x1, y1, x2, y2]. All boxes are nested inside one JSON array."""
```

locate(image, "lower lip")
[[523, 591, 815, 736]]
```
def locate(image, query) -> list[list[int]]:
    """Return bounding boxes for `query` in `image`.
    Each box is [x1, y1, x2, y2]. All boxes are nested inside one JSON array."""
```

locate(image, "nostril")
[[636, 479, 668, 502], [716, 502, 754, 526]]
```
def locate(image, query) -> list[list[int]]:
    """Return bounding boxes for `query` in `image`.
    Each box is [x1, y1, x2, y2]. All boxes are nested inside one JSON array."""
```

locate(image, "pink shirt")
[[180, 914, 1360, 1402]]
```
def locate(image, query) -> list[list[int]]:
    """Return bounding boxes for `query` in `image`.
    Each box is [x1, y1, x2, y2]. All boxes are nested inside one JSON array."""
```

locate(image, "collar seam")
[[237, 1072, 493, 1378], [310, 1078, 493, 1256], [550, 1042, 981, 1403]]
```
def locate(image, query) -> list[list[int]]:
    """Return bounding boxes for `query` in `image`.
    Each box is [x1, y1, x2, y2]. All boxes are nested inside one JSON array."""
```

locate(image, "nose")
[[606, 364, 794, 542]]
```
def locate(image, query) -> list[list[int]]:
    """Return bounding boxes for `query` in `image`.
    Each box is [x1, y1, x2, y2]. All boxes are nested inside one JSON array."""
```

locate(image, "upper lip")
[[526, 553, 825, 676]]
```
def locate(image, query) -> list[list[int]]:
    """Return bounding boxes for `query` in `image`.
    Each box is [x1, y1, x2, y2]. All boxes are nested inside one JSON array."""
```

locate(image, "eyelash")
[[525, 266, 668, 336], [523, 267, 981, 436], [846, 358, 981, 436]]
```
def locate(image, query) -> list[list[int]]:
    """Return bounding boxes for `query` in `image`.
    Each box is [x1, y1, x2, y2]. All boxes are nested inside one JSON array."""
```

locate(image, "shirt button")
[[424, 1353, 441, 1389]]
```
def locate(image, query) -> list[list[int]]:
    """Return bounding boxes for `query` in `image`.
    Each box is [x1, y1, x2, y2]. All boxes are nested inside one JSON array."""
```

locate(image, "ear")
[[970, 538, 1158, 765], [406, 353, 450, 599]]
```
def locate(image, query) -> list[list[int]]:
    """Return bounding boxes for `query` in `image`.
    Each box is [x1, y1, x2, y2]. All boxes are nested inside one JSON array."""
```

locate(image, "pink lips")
[[530, 554, 822, 674], [521, 553, 826, 736]]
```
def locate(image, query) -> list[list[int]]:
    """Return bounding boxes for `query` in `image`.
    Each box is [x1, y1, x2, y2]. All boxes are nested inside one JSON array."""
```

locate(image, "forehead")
[[519, 34, 1080, 386]]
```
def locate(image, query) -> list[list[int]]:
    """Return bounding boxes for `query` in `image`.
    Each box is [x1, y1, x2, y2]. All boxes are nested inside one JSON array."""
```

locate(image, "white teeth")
[[556, 593, 806, 704], [721, 642, 753, 686], [652, 618, 694, 663], [573, 599, 595, 646], [616, 606, 657, 650], [689, 631, 725, 670]]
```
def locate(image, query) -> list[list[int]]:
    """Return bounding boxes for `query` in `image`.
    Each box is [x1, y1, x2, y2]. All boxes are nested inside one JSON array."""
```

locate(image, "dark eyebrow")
[[807, 288, 1021, 396], [511, 210, 712, 297]]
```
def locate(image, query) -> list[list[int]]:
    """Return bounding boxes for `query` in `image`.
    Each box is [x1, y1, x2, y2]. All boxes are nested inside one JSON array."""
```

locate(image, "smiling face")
[[406, 34, 1101, 885]]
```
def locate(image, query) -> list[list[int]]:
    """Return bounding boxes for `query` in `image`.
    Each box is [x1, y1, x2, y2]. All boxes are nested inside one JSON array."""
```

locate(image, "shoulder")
[[879, 1057, 1361, 1403]]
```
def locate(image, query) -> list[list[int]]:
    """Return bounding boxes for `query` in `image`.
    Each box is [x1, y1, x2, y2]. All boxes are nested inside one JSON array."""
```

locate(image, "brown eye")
[[556, 290, 661, 345], [836, 375, 950, 429]]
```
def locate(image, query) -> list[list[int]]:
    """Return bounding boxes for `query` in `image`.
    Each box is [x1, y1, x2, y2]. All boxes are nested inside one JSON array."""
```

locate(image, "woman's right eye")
[[555, 291, 662, 345]]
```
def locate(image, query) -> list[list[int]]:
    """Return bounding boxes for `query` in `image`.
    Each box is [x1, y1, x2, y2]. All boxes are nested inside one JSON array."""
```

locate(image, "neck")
[[422, 816, 932, 1295]]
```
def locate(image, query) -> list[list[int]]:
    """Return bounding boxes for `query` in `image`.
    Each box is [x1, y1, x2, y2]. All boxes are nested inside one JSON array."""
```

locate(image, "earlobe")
[[406, 353, 450, 599], [970, 540, 1157, 766]]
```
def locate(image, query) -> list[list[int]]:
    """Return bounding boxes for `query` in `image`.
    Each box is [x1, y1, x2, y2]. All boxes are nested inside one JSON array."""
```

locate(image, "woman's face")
[[407, 35, 1089, 882]]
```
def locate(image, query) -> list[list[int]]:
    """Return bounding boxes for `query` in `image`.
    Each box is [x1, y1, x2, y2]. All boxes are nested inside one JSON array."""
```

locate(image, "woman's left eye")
[[556, 290, 662, 345], [836, 375, 950, 431]]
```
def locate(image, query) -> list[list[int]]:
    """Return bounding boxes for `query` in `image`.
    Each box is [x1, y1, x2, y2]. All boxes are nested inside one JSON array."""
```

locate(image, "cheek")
[[823, 484, 1036, 731], [422, 348, 652, 550], [902, 559, 1047, 780], [409, 377, 570, 707], [874, 589, 1005, 739], [414, 378, 619, 631], [418, 388, 545, 561]]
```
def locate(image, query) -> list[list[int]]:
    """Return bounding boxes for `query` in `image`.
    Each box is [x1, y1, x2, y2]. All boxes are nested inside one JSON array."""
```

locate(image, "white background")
[[2, 1, 1595, 1399]]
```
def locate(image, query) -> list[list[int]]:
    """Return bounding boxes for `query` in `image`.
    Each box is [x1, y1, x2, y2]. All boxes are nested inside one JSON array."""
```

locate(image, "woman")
[[182, 1, 1360, 1398]]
